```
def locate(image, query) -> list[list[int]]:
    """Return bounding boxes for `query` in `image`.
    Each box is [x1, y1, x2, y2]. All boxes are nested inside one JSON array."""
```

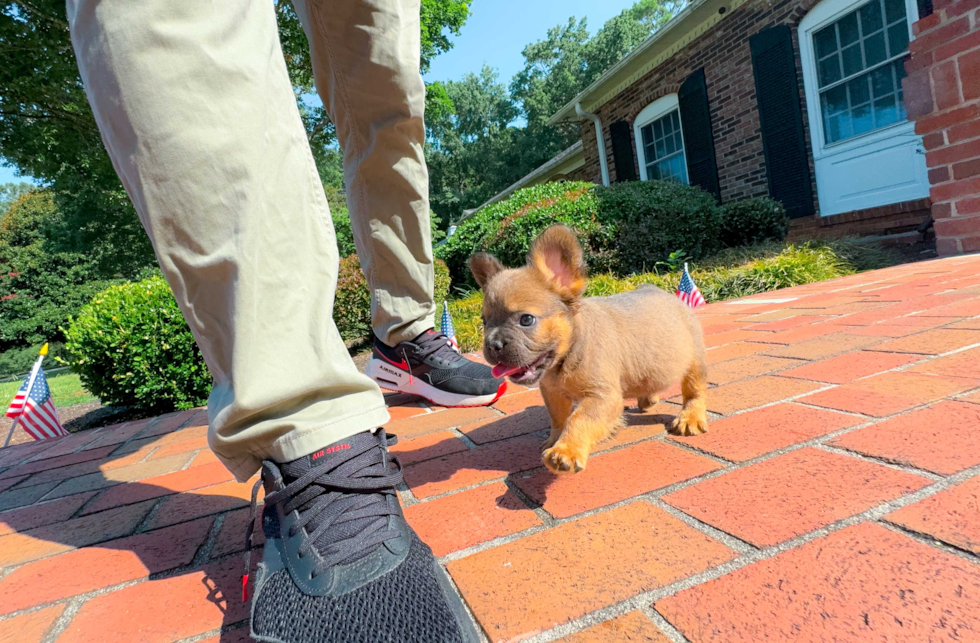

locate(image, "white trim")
[[799, 0, 928, 215], [633, 94, 689, 183]]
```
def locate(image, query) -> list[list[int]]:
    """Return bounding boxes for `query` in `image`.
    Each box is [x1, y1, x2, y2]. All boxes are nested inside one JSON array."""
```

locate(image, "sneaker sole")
[[365, 359, 506, 408]]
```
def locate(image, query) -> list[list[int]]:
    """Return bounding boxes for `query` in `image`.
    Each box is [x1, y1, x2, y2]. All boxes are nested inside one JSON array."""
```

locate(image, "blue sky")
[[0, 0, 636, 185], [424, 0, 638, 84]]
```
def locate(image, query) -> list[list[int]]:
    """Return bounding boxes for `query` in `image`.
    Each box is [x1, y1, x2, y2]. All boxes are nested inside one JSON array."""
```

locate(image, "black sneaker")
[[365, 330, 505, 407], [245, 430, 480, 643]]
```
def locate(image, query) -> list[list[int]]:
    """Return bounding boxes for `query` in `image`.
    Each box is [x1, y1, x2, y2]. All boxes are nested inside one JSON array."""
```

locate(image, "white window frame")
[[633, 95, 689, 184], [799, 0, 927, 215]]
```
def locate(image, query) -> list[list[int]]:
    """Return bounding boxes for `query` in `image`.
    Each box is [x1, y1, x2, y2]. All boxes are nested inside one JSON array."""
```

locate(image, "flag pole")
[[2, 343, 48, 448]]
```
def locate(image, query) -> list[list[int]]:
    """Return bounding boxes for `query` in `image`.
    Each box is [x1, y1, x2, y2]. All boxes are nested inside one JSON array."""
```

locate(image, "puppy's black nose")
[[487, 337, 504, 352]]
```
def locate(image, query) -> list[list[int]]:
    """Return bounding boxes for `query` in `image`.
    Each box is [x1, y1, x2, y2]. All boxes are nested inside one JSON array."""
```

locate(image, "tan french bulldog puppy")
[[469, 225, 709, 474]]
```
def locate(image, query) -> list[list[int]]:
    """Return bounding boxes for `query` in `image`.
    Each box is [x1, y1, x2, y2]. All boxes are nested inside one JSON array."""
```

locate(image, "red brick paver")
[[656, 522, 980, 642], [3, 256, 980, 641], [886, 475, 980, 554], [448, 502, 735, 642], [663, 448, 931, 546]]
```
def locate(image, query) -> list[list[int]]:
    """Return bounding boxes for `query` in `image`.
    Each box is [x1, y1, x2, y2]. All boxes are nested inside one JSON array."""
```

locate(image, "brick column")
[[904, 0, 980, 255]]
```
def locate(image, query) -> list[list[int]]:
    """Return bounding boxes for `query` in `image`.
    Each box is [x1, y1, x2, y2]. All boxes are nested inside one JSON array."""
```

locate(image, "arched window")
[[633, 95, 689, 184]]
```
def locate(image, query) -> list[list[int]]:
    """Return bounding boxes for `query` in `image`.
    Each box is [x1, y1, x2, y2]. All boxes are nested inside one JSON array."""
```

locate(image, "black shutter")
[[609, 120, 638, 183], [917, 0, 933, 18], [749, 25, 815, 218], [678, 68, 721, 203]]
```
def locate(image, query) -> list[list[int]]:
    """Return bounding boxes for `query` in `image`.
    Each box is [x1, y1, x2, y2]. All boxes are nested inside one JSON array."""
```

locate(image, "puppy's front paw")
[[543, 443, 588, 473], [670, 409, 708, 436]]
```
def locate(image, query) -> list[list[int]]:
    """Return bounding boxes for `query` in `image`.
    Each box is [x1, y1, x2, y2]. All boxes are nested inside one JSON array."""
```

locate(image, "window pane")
[[819, 54, 843, 86], [641, 108, 686, 181], [874, 94, 900, 127], [815, 25, 838, 58], [884, 0, 906, 24], [870, 64, 894, 95], [859, 0, 884, 34], [888, 22, 909, 56], [864, 32, 887, 66], [842, 44, 864, 76], [824, 84, 849, 114], [838, 13, 860, 45], [849, 75, 871, 106], [662, 129, 677, 156], [852, 101, 874, 135]]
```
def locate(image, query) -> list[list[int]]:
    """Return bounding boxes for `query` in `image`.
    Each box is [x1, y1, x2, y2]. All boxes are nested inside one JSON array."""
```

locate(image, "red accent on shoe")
[[377, 351, 409, 370]]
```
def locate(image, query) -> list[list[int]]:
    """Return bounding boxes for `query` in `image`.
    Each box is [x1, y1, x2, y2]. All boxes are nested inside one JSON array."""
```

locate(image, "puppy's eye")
[[519, 314, 536, 327]]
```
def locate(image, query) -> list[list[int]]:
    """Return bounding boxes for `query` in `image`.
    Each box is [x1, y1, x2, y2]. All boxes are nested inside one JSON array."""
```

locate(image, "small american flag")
[[5, 369, 67, 440], [676, 263, 706, 308], [440, 301, 459, 350]]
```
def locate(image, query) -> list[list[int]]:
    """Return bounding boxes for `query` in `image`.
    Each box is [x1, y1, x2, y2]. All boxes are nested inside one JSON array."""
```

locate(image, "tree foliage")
[[0, 0, 472, 276], [0, 191, 121, 350], [426, 0, 686, 224]]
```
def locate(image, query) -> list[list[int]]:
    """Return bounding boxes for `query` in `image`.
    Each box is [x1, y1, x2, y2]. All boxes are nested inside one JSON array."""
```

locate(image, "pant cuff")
[[217, 403, 392, 482]]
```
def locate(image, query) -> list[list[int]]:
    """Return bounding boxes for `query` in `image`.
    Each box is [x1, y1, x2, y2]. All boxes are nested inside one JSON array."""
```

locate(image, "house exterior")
[[479, 0, 979, 253]]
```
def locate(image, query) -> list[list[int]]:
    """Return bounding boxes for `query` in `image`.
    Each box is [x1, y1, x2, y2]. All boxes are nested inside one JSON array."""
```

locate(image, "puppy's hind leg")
[[637, 395, 659, 411], [670, 360, 709, 436]]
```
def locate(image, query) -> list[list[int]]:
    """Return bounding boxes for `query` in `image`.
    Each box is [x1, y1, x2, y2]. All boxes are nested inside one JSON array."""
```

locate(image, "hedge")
[[335, 256, 451, 340], [64, 258, 451, 412], [437, 179, 734, 283]]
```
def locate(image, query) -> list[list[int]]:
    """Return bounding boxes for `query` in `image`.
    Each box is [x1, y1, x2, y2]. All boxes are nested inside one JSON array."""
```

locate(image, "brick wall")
[[575, 0, 932, 241], [905, 0, 980, 255]]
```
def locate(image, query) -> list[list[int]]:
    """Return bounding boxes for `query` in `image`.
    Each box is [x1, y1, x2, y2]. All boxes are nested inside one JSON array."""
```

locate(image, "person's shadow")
[[0, 398, 675, 641], [0, 408, 257, 642]]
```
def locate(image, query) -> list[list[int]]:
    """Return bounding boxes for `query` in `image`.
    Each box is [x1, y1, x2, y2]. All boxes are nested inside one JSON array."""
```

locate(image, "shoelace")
[[412, 331, 460, 363], [242, 430, 404, 601]]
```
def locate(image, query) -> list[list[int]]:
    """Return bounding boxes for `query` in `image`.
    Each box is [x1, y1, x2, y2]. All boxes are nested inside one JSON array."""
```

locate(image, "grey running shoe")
[[244, 430, 479, 642]]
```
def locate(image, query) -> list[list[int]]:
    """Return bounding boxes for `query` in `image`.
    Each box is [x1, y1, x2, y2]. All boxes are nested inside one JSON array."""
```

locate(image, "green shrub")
[[62, 275, 211, 413], [447, 239, 907, 352], [720, 197, 788, 247], [595, 181, 723, 274], [0, 342, 63, 378], [437, 181, 604, 284], [334, 256, 452, 341]]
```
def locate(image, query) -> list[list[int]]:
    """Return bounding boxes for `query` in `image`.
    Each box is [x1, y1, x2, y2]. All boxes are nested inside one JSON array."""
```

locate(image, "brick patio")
[[2, 254, 980, 642]]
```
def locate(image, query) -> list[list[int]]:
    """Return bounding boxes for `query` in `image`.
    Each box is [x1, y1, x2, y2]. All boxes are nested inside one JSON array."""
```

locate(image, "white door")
[[799, 0, 929, 216]]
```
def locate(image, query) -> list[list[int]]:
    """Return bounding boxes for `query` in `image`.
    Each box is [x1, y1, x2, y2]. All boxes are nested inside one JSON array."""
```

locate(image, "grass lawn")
[[0, 371, 98, 408]]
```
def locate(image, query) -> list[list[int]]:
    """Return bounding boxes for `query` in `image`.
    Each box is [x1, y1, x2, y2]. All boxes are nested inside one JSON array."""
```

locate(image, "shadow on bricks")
[[395, 400, 679, 507], [0, 411, 258, 641]]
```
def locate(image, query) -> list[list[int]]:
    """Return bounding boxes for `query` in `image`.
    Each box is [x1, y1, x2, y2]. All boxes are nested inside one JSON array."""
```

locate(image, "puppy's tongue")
[[491, 363, 522, 378]]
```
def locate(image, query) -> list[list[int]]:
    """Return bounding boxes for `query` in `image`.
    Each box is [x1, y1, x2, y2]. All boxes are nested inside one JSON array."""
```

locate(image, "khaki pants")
[[67, 0, 434, 481]]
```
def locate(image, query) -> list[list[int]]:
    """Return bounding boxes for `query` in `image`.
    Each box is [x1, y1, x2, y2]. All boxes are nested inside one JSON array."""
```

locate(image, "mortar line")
[[814, 443, 945, 480], [522, 462, 980, 643]]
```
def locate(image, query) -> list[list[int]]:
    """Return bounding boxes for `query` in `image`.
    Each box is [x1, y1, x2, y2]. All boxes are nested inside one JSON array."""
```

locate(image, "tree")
[[509, 0, 686, 167], [0, 0, 472, 278], [0, 181, 32, 214], [427, 0, 685, 224], [0, 190, 120, 350], [426, 66, 523, 222]]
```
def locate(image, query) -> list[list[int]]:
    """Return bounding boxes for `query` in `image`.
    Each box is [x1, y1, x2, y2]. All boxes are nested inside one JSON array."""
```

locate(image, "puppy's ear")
[[469, 253, 505, 289], [528, 225, 587, 299]]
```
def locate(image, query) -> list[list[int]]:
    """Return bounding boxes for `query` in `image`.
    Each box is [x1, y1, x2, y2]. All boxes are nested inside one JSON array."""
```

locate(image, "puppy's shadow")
[[394, 401, 678, 512]]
